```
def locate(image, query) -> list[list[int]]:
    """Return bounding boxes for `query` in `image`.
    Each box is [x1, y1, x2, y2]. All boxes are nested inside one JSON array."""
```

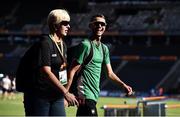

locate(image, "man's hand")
[[123, 84, 133, 96], [64, 92, 79, 107]]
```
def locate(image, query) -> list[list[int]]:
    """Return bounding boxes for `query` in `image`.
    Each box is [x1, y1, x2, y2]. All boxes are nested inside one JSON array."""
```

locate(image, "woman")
[[23, 9, 78, 116]]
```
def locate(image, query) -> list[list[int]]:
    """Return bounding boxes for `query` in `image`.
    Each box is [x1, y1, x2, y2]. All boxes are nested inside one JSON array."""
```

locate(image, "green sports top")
[[75, 39, 110, 102]]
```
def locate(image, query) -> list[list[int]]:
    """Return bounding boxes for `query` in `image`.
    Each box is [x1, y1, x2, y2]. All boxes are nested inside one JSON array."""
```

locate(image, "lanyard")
[[49, 34, 67, 69], [49, 34, 64, 57]]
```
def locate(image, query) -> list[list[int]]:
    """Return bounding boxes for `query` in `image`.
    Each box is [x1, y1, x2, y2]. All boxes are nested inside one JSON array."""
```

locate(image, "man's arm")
[[66, 60, 81, 91], [105, 63, 133, 95]]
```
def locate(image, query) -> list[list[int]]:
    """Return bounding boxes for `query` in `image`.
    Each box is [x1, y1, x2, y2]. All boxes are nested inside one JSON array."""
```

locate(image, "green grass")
[[0, 93, 24, 115], [0, 93, 180, 116]]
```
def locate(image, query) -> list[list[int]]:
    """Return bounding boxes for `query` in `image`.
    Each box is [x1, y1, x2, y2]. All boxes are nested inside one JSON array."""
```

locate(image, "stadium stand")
[[0, 0, 180, 95]]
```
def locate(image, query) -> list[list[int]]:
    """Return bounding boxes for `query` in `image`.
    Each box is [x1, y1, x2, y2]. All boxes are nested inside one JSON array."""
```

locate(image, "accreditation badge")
[[59, 70, 67, 85]]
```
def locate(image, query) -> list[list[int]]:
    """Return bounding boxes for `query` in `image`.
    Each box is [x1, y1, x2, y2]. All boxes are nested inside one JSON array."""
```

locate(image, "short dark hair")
[[90, 14, 106, 23]]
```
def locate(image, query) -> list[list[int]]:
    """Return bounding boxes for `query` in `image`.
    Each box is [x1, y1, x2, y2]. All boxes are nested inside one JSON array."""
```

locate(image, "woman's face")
[[57, 21, 70, 37]]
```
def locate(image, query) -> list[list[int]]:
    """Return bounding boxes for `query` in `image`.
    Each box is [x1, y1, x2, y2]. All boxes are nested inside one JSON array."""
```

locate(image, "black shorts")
[[76, 99, 98, 116], [2, 88, 11, 93]]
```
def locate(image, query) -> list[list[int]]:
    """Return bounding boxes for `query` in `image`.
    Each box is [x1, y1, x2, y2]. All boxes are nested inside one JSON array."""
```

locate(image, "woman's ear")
[[53, 24, 58, 31]]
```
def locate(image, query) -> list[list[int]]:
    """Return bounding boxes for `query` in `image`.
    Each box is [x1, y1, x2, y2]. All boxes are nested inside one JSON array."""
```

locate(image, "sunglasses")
[[60, 21, 70, 26], [93, 22, 106, 27]]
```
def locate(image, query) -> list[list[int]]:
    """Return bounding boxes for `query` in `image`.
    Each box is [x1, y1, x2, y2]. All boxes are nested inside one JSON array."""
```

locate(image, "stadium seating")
[[0, 0, 180, 94]]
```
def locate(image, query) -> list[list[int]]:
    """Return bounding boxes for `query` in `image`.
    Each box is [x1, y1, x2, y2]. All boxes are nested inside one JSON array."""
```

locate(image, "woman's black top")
[[36, 35, 67, 100]]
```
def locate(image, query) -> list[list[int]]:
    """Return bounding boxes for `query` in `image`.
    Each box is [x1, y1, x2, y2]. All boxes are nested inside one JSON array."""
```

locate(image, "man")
[[66, 14, 133, 116], [1, 75, 11, 100]]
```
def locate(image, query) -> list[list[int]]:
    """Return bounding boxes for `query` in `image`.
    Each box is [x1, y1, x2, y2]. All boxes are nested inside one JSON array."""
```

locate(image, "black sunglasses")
[[60, 21, 70, 26], [93, 22, 106, 27]]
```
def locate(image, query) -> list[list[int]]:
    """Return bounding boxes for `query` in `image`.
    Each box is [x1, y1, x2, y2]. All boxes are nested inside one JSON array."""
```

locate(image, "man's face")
[[90, 17, 106, 37]]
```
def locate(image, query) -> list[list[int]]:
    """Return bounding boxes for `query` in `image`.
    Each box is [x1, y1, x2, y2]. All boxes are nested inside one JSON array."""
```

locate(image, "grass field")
[[0, 93, 180, 116]]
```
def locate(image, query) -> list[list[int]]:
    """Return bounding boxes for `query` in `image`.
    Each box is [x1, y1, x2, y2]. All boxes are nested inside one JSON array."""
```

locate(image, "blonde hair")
[[47, 9, 70, 33]]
